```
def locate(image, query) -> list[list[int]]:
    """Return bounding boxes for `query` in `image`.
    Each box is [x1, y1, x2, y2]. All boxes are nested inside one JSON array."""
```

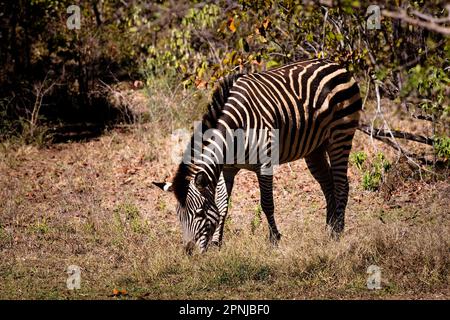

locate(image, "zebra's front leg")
[[211, 168, 239, 247], [257, 171, 281, 246], [211, 215, 226, 247], [211, 177, 227, 247]]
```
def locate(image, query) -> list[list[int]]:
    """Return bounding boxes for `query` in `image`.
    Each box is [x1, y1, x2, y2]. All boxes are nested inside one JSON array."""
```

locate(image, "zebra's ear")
[[194, 171, 209, 190], [152, 181, 173, 192]]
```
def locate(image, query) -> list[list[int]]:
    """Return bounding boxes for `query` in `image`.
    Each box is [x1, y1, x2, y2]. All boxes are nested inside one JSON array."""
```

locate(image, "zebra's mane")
[[172, 73, 244, 206]]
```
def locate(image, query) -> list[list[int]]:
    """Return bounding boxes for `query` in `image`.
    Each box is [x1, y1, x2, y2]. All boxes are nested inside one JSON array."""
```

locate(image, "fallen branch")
[[358, 123, 434, 146], [358, 125, 435, 165], [411, 113, 434, 122]]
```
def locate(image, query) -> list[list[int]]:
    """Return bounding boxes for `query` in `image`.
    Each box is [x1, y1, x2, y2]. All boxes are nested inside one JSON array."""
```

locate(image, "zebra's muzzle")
[[184, 241, 195, 255]]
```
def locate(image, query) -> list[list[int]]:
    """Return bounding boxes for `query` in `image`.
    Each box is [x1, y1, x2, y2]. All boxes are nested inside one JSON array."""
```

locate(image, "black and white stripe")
[[155, 58, 362, 253]]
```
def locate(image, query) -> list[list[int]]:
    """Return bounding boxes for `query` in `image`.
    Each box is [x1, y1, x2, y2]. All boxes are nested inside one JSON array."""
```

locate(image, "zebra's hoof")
[[269, 233, 281, 247], [327, 226, 343, 241], [210, 241, 222, 248]]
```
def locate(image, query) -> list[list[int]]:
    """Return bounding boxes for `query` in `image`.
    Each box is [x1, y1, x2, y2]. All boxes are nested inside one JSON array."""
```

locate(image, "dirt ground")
[[0, 94, 448, 300]]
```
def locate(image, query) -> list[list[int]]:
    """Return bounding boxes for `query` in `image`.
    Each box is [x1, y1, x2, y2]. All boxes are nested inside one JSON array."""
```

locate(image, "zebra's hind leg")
[[326, 133, 355, 238], [211, 168, 239, 248], [305, 144, 336, 231], [257, 170, 281, 246]]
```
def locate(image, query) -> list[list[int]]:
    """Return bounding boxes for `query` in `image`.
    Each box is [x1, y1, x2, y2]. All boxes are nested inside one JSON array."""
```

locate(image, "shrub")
[[434, 136, 450, 163], [352, 152, 391, 191], [350, 151, 368, 170]]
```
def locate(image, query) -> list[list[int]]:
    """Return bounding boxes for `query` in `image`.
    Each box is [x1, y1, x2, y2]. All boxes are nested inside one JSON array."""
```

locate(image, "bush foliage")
[[0, 0, 448, 163]]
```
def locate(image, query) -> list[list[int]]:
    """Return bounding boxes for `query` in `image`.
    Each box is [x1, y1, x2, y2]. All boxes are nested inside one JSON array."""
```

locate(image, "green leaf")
[[266, 60, 280, 69]]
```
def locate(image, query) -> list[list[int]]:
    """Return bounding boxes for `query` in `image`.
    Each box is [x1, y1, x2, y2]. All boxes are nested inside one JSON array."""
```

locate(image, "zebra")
[[153, 58, 362, 254]]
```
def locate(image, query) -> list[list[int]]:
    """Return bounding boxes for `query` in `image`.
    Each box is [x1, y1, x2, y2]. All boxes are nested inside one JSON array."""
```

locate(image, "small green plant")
[[353, 152, 391, 191], [0, 224, 12, 245], [434, 136, 450, 162], [156, 198, 167, 212], [250, 205, 262, 234], [350, 151, 368, 170], [83, 220, 96, 236], [113, 202, 147, 234], [30, 217, 50, 235], [362, 171, 382, 191], [222, 200, 234, 233]]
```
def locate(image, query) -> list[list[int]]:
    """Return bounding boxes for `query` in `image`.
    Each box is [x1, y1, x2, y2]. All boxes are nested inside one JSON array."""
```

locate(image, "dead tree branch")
[[411, 5, 450, 24], [359, 123, 434, 146], [382, 6, 450, 36], [357, 125, 433, 167]]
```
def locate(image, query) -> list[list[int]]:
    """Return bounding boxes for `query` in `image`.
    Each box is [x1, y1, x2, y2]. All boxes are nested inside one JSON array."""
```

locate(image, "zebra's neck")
[[172, 74, 243, 206], [191, 125, 228, 187]]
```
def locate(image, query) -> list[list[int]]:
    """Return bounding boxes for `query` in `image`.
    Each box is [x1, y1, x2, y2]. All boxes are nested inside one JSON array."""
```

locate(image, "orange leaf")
[[195, 79, 207, 89], [111, 288, 128, 297], [262, 18, 271, 30], [228, 17, 236, 33]]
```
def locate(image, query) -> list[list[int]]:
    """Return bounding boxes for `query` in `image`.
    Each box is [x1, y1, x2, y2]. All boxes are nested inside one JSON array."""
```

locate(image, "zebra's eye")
[[194, 208, 206, 218]]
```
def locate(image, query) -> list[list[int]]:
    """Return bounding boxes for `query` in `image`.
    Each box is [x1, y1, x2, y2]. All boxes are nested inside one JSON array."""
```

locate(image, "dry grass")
[[0, 89, 448, 300]]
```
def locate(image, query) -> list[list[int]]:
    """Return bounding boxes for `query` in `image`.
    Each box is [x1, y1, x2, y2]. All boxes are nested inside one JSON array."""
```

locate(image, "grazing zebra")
[[154, 58, 362, 254]]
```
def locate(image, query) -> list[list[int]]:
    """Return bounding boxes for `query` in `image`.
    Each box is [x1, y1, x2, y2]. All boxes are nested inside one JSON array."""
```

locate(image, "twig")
[[29, 72, 58, 134], [318, 0, 334, 6], [98, 79, 134, 122], [320, 6, 329, 55], [361, 73, 371, 110], [411, 5, 450, 24], [304, 41, 318, 55], [327, 16, 347, 50], [382, 8, 450, 35]]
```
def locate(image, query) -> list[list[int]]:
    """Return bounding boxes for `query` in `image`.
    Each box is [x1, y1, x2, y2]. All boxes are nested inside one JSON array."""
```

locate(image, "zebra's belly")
[[277, 125, 331, 164], [221, 123, 331, 169], [224, 163, 259, 171]]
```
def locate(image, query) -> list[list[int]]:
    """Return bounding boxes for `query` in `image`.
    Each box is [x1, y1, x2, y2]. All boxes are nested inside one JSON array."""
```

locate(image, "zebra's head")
[[153, 170, 218, 254]]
